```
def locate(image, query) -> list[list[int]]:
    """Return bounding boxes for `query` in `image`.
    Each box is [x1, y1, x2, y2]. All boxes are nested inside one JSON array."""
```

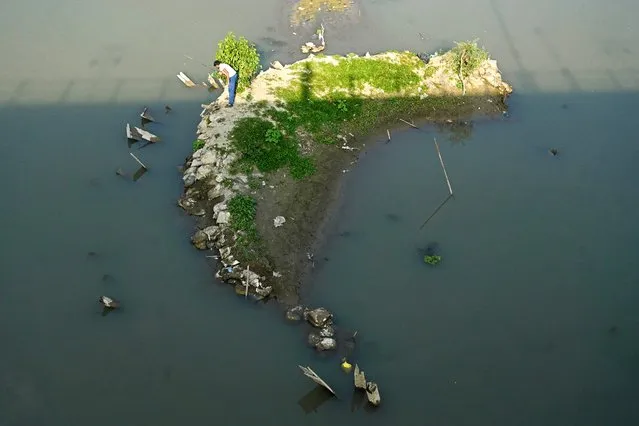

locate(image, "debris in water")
[[140, 106, 155, 123], [298, 365, 336, 396], [115, 168, 128, 178], [549, 148, 559, 157], [301, 24, 326, 54], [354, 364, 366, 389], [130, 152, 148, 170], [99, 295, 120, 309], [165, 105, 172, 114], [134, 126, 160, 143], [132, 166, 148, 182], [126, 123, 143, 141], [365, 382, 381, 406], [341, 358, 353, 373], [298, 385, 334, 414], [177, 71, 196, 87], [274, 216, 286, 227]]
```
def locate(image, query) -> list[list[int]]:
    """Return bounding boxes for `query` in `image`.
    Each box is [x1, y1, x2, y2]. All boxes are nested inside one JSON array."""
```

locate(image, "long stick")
[[459, 51, 466, 95], [244, 265, 250, 298], [130, 152, 147, 169], [419, 194, 453, 230], [399, 118, 419, 129], [433, 138, 453, 195]]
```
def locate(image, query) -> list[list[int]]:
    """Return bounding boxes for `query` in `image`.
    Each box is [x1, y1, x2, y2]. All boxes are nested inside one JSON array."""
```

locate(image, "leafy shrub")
[[448, 39, 489, 79], [215, 32, 261, 93]]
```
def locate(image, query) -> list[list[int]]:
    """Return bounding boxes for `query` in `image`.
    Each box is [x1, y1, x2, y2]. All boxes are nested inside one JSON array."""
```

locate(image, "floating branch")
[[298, 365, 336, 396], [386, 129, 391, 143], [433, 138, 453, 195]]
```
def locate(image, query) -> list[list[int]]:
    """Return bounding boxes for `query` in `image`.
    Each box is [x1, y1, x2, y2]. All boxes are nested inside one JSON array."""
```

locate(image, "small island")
[[179, 34, 512, 306]]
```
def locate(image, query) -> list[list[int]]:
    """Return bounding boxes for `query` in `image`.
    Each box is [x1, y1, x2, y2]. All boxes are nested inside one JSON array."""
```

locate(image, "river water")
[[1, 0, 638, 425]]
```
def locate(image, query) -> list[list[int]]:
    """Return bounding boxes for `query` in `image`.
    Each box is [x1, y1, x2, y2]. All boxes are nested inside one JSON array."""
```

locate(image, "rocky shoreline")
[[177, 48, 512, 351]]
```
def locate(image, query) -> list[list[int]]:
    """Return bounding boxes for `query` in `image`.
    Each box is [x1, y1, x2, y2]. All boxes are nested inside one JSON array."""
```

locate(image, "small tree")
[[215, 32, 261, 93]]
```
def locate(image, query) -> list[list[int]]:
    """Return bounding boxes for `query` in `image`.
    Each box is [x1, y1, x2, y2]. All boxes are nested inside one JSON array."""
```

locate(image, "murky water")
[[1, 0, 638, 425]]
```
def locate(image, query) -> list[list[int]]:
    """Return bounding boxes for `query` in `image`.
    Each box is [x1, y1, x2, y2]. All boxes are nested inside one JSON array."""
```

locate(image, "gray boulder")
[[304, 307, 333, 328]]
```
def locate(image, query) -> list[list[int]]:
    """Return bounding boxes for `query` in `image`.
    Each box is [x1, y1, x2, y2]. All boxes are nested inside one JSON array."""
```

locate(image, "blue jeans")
[[228, 74, 237, 106]]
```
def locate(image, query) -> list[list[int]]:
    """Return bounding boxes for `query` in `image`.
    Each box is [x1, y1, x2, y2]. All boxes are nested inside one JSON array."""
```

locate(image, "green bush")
[[448, 39, 489, 79], [227, 194, 256, 233], [424, 255, 442, 266], [192, 139, 205, 151], [215, 32, 261, 93]]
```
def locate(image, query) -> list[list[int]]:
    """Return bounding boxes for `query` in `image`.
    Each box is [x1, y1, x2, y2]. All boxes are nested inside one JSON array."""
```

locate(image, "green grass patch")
[[289, 54, 424, 95], [227, 194, 264, 261], [228, 117, 315, 179]]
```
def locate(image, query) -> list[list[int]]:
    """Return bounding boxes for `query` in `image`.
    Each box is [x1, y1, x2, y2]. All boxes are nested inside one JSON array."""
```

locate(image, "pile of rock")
[[287, 306, 337, 351], [179, 102, 273, 300]]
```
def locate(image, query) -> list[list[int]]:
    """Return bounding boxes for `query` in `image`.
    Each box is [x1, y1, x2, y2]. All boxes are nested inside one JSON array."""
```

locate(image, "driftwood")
[[354, 364, 366, 389], [177, 72, 196, 88], [298, 365, 336, 396], [386, 129, 391, 143]]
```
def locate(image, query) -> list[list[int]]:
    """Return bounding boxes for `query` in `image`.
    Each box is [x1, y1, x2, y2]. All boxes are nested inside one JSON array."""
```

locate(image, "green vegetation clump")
[[448, 39, 489, 79], [228, 117, 315, 179], [192, 139, 205, 151], [227, 194, 264, 261], [424, 255, 442, 266], [215, 32, 261, 93]]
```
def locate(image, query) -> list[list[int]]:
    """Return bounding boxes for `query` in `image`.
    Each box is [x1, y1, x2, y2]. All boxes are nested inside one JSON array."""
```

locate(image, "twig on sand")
[[433, 138, 453, 195], [399, 118, 419, 129], [130, 152, 147, 169]]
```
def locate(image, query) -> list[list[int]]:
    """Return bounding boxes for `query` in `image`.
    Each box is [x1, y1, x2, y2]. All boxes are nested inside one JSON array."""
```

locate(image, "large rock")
[[320, 325, 335, 338], [304, 307, 333, 328], [308, 332, 336, 350], [191, 230, 208, 250], [183, 174, 196, 187], [285, 305, 305, 322], [200, 151, 217, 165], [216, 211, 230, 225], [195, 165, 214, 180]]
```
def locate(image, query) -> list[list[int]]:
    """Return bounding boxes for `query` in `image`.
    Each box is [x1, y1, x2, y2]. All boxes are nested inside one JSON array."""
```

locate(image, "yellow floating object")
[[341, 359, 353, 373]]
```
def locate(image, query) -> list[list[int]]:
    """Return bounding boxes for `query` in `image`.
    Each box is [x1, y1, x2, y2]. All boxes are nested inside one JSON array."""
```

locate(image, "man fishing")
[[213, 60, 237, 107]]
